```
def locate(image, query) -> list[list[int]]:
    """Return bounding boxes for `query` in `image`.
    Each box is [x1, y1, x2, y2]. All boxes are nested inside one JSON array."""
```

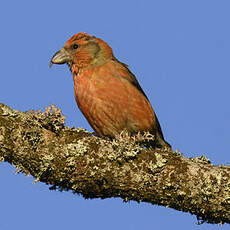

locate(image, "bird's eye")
[[72, 44, 78, 49]]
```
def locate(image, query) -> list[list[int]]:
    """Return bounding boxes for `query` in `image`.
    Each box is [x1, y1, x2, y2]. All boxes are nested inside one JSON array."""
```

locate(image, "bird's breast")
[[72, 66, 156, 136]]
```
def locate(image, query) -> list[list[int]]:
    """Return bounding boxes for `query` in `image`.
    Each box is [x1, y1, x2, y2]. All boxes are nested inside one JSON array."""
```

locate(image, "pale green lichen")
[[0, 135, 4, 142], [190, 155, 211, 164], [226, 197, 230, 203], [155, 153, 168, 167], [14, 163, 31, 176], [65, 140, 89, 168], [66, 139, 89, 157], [74, 127, 90, 133], [178, 190, 186, 196], [33, 159, 53, 183], [98, 131, 153, 161], [27, 104, 66, 133], [1, 104, 19, 117]]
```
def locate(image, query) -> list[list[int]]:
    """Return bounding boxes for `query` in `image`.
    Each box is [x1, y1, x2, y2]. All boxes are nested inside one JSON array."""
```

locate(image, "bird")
[[50, 32, 170, 148]]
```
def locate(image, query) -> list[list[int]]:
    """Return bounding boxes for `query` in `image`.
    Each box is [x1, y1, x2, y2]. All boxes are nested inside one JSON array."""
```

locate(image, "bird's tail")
[[151, 115, 171, 149], [155, 131, 171, 149]]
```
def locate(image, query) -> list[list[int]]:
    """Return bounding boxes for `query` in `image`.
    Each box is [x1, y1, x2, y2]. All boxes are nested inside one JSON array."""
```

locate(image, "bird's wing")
[[114, 59, 169, 145], [115, 59, 150, 101]]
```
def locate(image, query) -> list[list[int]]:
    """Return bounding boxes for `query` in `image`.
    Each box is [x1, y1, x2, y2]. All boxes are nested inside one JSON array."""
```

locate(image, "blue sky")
[[1, 0, 229, 229]]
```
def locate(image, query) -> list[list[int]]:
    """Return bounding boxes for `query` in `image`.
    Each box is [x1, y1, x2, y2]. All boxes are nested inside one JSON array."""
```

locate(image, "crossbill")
[[50, 32, 170, 148]]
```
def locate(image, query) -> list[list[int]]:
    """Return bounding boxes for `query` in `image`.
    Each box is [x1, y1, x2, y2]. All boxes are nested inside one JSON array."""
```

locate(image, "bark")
[[0, 103, 229, 224]]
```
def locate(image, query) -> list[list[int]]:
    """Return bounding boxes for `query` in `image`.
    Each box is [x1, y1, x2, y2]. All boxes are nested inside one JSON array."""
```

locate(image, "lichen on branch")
[[0, 103, 230, 225]]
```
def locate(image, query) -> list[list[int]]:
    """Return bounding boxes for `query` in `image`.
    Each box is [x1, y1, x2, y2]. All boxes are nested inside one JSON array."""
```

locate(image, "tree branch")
[[0, 103, 229, 224]]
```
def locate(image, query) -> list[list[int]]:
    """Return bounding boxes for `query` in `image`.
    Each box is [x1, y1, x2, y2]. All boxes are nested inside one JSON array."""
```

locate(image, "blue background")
[[1, 0, 229, 229]]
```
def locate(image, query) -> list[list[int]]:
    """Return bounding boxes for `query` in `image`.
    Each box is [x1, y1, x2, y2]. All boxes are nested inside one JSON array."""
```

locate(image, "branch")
[[0, 103, 229, 225]]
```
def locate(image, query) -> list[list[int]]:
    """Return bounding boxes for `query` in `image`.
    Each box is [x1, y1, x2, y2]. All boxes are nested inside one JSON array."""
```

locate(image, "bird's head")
[[50, 32, 114, 70]]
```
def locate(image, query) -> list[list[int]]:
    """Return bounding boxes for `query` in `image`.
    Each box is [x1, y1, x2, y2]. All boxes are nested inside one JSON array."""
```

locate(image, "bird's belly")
[[74, 74, 155, 137]]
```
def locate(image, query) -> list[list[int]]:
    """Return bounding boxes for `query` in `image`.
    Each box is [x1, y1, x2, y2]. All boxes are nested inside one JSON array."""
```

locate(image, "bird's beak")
[[49, 48, 71, 68]]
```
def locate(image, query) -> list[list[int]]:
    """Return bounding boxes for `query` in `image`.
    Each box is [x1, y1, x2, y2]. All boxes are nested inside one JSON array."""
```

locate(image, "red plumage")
[[50, 32, 170, 148]]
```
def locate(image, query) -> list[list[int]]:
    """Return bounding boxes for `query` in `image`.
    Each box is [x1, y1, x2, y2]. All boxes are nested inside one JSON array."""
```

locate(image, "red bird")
[[50, 32, 170, 148]]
